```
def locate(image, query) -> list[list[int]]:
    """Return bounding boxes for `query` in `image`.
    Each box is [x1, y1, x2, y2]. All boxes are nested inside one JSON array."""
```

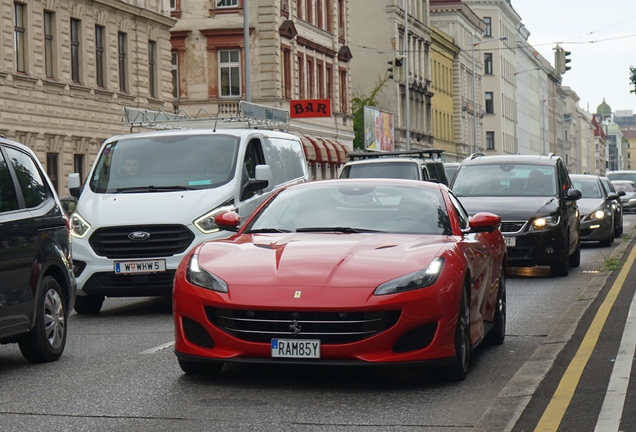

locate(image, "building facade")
[[349, 0, 433, 153], [0, 0, 175, 194], [170, 0, 354, 180]]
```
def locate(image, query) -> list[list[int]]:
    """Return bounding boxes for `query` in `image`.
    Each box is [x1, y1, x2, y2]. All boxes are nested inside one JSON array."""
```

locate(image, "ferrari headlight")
[[530, 215, 560, 231], [586, 209, 606, 221], [194, 199, 236, 234], [374, 257, 444, 296], [69, 213, 91, 238], [186, 253, 228, 293]]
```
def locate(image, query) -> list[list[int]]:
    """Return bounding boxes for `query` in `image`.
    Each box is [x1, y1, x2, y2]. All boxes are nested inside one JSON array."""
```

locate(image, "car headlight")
[[186, 253, 228, 293], [530, 215, 560, 231], [194, 199, 236, 234], [69, 213, 91, 238], [374, 257, 444, 296], [629, 198, 636, 203], [586, 209, 607, 221]]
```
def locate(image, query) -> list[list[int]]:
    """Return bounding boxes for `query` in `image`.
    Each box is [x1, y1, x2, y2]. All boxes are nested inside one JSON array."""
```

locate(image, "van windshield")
[[89, 134, 239, 193]]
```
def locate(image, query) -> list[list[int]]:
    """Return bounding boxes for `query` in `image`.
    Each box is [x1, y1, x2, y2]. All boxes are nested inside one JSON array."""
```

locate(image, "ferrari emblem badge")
[[294, 291, 301, 299]]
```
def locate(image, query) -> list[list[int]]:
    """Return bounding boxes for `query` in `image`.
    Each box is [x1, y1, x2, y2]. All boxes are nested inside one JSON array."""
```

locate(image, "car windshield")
[[342, 162, 420, 180], [607, 172, 636, 182], [246, 182, 453, 235], [571, 178, 602, 198], [89, 134, 239, 193], [452, 164, 557, 197], [613, 182, 636, 193]]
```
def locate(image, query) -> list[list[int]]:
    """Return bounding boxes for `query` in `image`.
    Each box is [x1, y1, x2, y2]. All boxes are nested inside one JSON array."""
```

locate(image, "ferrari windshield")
[[89, 134, 239, 193], [453, 164, 557, 197], [246, 182, 452, 235]]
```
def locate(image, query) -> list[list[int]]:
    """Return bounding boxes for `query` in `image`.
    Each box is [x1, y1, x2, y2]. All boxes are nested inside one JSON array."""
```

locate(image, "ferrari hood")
[[197, 233, 449, 288]]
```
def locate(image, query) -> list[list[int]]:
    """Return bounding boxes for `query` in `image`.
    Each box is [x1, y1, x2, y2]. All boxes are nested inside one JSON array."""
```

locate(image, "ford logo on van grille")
[[128, 231, 151, 241]]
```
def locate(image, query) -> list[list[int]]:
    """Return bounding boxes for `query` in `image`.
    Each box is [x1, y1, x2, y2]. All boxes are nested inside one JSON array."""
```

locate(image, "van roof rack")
[[346, 149, 445, 161], [122, 102, 290, 133]]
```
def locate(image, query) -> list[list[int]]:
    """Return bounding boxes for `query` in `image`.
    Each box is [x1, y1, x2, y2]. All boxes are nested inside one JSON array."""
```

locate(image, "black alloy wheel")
[[486, 266, 506, 345], [18, 276, 68, 363], [445, 283, 470, 381]]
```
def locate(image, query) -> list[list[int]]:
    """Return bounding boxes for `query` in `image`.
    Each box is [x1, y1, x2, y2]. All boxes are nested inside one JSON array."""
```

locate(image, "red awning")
[[300, 136, 317, 162], [305, 135, 329, 163], [314, 137, 337, 164], [324, 139, 348, 164]]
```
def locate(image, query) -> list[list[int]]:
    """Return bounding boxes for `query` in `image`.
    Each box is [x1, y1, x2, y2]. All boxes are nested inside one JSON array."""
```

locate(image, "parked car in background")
[[0, 136, 75, 363], [570, 174, 619, 247], [173, 179, 507, 381], [451, 154, 581, 277], [599, 176, 623, 237], [611, 180, 636, 213], [444, 162, 461, 184], [68, 127, 308, 314], [340, 149, 450, 185]]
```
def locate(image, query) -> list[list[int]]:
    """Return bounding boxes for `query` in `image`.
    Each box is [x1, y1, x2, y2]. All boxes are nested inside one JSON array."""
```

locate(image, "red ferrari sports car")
[[173, 179, 506, 381]]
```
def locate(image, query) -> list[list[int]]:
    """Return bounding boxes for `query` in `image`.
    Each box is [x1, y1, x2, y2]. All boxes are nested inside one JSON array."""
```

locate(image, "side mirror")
[[618, 191, 626, 197], [214, 211, 241, 231], [468, 212, 501, 233], [566, 188, 582, 201], [607, 192, 620, 201], [255, 164, 274, 192], [68, 173, 81, 198]]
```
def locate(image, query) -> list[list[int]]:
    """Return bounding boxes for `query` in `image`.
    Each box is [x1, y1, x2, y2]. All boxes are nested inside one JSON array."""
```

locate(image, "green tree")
[[351, 76, 389, 149], [630, 66, 636, 94]]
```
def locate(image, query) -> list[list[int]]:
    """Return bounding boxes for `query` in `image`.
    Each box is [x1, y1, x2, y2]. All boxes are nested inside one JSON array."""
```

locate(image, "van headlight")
[[69, 213, 91, 238], [374, 258, 444, 296], [186, 253, 228, 293], [530, 215, 560, 231], [194, 199, 236, 234]]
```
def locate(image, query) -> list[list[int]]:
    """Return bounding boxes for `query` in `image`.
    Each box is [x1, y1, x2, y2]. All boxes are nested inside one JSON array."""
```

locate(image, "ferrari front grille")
[[205, 308, 401, 344]]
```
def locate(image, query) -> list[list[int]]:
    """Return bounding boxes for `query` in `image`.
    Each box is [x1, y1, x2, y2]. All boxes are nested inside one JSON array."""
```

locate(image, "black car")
[[599, 176, 623, 237], [0, 137, 75, 362], [451, 154, 581, 277], [571, 174, 620, 247]]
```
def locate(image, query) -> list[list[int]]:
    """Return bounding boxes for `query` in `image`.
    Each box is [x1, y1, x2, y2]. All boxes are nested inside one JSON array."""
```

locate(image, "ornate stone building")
[[0, 0, 176, 193]]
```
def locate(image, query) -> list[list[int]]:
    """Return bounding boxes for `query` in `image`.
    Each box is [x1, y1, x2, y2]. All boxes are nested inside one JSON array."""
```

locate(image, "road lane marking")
[[594, 282, 636, 431], [534, 243, 636, 432], [140, 341, 175, 354]]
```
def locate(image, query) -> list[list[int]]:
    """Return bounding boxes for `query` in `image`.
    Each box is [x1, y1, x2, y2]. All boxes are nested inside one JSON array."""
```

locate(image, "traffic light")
[[554, 46, 572, 75], [387, 55, 406, 84]]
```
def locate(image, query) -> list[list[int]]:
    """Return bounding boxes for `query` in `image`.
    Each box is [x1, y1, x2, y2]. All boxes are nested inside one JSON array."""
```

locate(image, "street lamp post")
[[471, 36, 507, 155]]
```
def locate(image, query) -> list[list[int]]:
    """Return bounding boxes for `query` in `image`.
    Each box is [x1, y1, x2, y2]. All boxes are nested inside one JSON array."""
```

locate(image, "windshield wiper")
[[296, 227, 383, 233], [116, 185, 196, 193], [246, 228, 292, 233]]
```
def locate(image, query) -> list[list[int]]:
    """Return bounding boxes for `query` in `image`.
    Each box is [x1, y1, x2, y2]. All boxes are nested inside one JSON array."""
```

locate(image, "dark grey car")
[[0, 137, 75, 362], [571, 174, 619, 247]]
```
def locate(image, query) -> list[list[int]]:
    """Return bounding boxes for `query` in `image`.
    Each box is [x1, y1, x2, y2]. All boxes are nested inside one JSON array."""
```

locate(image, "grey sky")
[[512, 0, 636, 115]]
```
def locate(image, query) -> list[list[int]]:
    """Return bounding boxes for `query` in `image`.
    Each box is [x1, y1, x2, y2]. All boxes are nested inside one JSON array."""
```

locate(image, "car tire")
[[18, 276, 67, 363], [550, 255, 569, 277], [74, 294, 105, 315], [569, 241, 581, 267], [600, 229, 614, 248], [445, 283, 470, 381], [178, 358, 224, 375], [486, 266, 506, 345]]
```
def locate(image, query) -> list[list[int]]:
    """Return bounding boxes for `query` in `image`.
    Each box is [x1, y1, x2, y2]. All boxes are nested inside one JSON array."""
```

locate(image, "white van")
[[67, 126, 308, 314]]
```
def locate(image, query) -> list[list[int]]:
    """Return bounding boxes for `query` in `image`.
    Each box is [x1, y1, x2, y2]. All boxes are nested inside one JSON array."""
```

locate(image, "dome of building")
[[596, 98, 612, 117]]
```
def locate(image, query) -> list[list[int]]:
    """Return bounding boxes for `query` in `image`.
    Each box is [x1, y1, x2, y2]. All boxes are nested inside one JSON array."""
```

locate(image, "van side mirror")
[[255, 165, 274, 193], [68, 173, 81, 198]]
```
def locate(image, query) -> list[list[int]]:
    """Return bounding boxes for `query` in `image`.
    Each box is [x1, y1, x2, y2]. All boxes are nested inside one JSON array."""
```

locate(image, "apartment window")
[[95, 25, 105, 87], [282, 48, 291, 99], [171, 52, 179, 98], [317, 61, 324, 98], [307, 57, 314, 99], [297, 54, 304, 99], [216, 0, 238, 6], [339, 69, 347, 112], [71, 19, 81, 83], [14, 3, 26, 73], [44, 11, 54, 78], [484, 53, 493, 75], [47, 153, 59, 193], [307, 0, 313, 23], [317, 0, 323, 28], [74, 154, 84, 182], [326, 0, 332, 32], [486, 132, 495, 150], [338, 0, 345, 39], [148, 41, 157, 98], [485, 92, 494, 114], [118, 32, 127, 92], [219, 49, 241, 97], [170, 0, 177, 10], [483, 17, 492, 37], [326, 63, 333, 100], [296, 0, 303, 19]]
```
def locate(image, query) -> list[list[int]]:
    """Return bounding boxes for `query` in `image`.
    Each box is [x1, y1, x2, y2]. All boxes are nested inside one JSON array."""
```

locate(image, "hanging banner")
[[364, 106, 394, 151], [289, 99, 332, 118]]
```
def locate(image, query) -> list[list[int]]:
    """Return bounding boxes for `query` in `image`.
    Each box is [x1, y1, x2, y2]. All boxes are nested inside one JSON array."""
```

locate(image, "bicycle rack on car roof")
[[122, 101, 291, 133], [346, 149, 446, 161]]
